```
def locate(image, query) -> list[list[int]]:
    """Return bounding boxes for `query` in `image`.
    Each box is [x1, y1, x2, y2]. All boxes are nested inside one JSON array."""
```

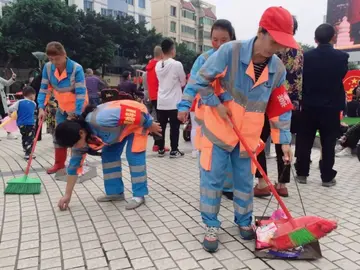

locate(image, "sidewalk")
[[0, 129, 359, 270]]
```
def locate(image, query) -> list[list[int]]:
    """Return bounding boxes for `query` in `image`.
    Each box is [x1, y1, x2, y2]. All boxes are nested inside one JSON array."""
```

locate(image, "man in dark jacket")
[[296, 23, 349, 187]]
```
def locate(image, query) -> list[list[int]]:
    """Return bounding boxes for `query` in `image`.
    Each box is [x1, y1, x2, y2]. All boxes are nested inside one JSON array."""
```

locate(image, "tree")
[[299, 43, 315, 52], [348, 62, 359, 70], [175, 43, 197, 74], [0, 0, 81, 67], [75, 11, 116, 69]]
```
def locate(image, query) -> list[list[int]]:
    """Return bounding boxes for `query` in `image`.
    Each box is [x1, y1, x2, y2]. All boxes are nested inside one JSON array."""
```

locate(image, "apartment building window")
[[83, 0, 93, 11], [114, 10, 126, 17], [139, 15, 146, 23], [183, 41, 196, 51], [199, 30, 211, 39], [126, 0, 134, 5], [170, 6, 176, 17], [107, 9, 114, 16], [199, 17, 215, 26], [170, 21, 176, 33], [181, 25, 196, 37], [139, 0, 145, 8], [101, 8, 106, 15], [182, 10, 195, 20]]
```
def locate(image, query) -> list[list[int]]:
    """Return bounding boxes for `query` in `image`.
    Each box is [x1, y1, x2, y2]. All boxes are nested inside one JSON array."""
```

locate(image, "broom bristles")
[[4, 177, 41, 195]]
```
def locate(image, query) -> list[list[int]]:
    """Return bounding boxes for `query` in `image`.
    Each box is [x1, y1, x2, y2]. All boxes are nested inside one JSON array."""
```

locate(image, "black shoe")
[[223, 191, 234, 200], [357, 144, 360, 162], [158, 149, 165, 157], [322, 179, 336, 187], [170, 149, 184, 158]]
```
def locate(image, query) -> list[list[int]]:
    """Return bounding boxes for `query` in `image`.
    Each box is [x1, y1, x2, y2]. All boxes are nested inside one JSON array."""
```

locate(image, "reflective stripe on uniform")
[[132, 175, 147, 183], [200, 187, 222, 199], [202, 125, 234, 152], [233, 190, 252, 201], [130, 165, 146, 173], [234, 202, 253, 215], [104, 171, 122, 180], [45, 62, 78, 93], [89, 110, 125, 143], [41, 79, 49, 84], [181, 94, 194, 102], [269, 120, 291, 130], [200, 203, 220, 214], [102, 161, 121, 170]]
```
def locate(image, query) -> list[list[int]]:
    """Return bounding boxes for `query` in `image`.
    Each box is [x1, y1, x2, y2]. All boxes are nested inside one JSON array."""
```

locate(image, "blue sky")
[[207, 0, 328, 45]]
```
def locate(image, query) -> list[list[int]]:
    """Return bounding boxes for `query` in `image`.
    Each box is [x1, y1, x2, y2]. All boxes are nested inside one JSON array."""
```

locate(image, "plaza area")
[[0, 130, 359, 270]]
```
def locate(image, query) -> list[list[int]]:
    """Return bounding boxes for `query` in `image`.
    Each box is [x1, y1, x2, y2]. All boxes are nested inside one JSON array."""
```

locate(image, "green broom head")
[[271, 216, 337, 250], [4, 176, 41, 194]]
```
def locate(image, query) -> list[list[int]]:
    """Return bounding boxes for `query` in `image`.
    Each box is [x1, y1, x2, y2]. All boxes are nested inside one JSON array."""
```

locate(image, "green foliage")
[[348, 62, 359, 70], [299, 43, 315, 52], [175, 43, 197, 74], [0, 0, 198, 71]]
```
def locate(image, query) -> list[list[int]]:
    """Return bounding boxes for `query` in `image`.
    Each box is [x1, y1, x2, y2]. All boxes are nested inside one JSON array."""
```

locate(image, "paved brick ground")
[[0, 129, 359, 270]]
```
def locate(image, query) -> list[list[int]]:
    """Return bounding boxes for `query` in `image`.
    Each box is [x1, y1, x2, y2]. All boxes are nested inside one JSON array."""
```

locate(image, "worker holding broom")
[[37, 41, 88, 175], [185, 6, 297, 253], [55, 100, 161, 210]]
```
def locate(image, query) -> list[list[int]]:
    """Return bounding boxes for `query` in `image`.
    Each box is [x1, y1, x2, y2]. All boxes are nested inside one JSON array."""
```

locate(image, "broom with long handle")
[[229, 117, 337, 250], [4, 119, 43, 194]]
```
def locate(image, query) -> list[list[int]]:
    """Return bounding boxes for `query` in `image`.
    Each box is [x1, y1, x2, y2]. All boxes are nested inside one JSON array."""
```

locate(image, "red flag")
[[343, 70, 360, 102], [266, 85, 294, 119]]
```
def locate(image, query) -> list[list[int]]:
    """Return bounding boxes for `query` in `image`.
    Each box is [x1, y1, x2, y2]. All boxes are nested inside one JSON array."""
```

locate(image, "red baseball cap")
[[259, 6, 298, 49]]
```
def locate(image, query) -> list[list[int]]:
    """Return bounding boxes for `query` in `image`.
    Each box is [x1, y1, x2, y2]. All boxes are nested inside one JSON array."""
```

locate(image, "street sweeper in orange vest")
[[37, 41, 88, 175], [184, 6, 298, 253]]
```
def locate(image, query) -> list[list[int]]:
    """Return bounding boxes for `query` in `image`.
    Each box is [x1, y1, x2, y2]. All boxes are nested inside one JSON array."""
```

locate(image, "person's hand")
[[11, 69, 16, 80], [281, 144, 293, 164], [38, 108, 46, 122], [216, 104, 231, 119], [178, 111, 189, 123], [58, 194, 71, 211], [149, 122, 162, 136]]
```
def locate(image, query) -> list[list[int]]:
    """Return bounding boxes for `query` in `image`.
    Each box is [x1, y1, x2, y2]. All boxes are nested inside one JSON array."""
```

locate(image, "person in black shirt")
[[296, 23, 349, 187]]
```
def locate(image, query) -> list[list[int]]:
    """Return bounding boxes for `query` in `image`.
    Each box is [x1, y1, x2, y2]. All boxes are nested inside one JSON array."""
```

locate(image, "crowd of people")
[[0, 5, 359, 254]]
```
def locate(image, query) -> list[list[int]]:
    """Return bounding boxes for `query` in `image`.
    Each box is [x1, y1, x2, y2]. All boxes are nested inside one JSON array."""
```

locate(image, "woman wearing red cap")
[[185, 6, 297, 252]]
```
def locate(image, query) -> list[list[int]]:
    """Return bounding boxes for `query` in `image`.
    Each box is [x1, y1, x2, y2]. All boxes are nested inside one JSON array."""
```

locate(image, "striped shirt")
[[254, 59, 270, 82]]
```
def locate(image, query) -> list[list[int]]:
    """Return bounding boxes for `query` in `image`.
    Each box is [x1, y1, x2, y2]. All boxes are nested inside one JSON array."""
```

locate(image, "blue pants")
[[200, 143, 254, 228], [223, 160, 233, 192], [101, 134, 148, 197], [54, 110, 68, 147]]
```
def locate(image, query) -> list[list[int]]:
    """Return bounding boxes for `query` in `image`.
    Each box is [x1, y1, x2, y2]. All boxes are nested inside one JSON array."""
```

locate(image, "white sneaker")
[[191, 150, 198, 159], [335, 144, 344, 153], [336, 147, 352, 157], [7, 133, 17, 140]]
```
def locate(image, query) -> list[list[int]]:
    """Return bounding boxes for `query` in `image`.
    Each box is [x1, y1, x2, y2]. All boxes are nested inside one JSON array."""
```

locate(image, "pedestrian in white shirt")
[[155, 38, 186, 158]]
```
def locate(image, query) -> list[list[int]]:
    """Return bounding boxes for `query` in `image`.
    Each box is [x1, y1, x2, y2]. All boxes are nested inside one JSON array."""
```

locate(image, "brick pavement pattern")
[[0, 130, 359, 270]]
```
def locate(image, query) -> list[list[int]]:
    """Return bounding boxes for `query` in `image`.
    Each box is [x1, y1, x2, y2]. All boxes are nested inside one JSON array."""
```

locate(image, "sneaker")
[[158, 149, 166, 157], [191, 150, 198, 159], [97, 193, 125, 202], [7, 133, 17, 140], [253, 184, 271, 197], [335, 147, 352, 157], [296, 176, 307, 184], [170, 149, 184, 158], [203, 226, 219, 252], [153, 145, 170, 152], [322, 179, 336, 187], [125, 197, 145, 210], [239, 225, 255, 240], [24, 154, 36, 160]]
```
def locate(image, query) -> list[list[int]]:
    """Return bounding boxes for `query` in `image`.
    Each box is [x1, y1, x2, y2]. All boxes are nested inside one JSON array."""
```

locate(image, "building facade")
[[151, 0, 216, 53], [0, 0, 151, 29]]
